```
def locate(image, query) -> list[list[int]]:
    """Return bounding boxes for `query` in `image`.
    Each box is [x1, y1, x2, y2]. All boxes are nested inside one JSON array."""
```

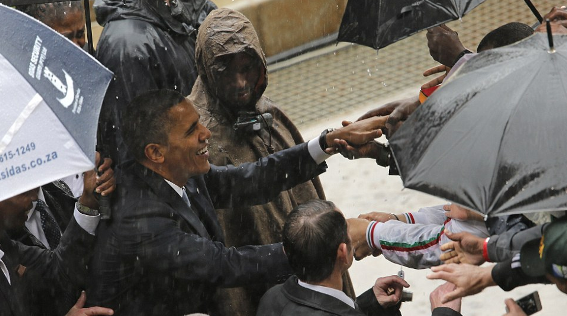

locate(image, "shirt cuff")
[[366, 221, 382, 250], [73, 207, 100, 236], [308, 137, 332, 165]]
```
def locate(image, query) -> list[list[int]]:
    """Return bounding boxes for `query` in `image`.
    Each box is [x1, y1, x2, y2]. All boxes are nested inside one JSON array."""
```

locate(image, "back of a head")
[[477, 22, 534, 52], [122, 89, 186, 162], [17, 1, 83, 26], [283, 200, 349, 283]]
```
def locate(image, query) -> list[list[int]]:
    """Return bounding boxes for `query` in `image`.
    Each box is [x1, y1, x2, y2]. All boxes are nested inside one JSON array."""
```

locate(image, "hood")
[[94, 0, 216, 35], [194, 8, 267, 108]]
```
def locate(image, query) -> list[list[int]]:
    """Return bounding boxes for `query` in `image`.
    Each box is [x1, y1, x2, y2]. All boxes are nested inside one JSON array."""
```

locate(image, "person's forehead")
[[168, 99, 199, 125]]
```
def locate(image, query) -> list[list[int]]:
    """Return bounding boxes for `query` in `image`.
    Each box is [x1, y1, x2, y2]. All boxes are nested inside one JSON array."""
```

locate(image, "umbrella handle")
[[83, 0, 95, 55]]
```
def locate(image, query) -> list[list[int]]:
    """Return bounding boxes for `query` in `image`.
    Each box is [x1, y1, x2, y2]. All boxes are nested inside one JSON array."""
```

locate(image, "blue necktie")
[[35, 200, 62, 249]]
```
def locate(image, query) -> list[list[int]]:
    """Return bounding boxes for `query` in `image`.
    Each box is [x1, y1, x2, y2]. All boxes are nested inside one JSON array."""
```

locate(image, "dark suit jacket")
[[8, 181, 78, 316], [256, 276, 402, 316], [86, 142, 327, 316], [0, 218, 95, 316]]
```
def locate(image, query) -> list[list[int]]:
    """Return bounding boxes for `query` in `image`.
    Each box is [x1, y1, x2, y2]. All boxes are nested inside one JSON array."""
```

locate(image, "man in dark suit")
[[0, 173, 114, 316], [257, 200, 408, 316], [86, 89, 387, 315], [5, 155, 114, 316]]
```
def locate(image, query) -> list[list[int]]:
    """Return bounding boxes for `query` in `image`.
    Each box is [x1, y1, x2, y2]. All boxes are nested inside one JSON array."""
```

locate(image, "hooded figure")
[[94, 0, 216, 164], [189, 8, 355, 316]]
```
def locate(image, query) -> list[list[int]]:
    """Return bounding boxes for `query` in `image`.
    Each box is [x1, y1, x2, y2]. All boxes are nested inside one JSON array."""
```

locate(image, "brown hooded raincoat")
[[189, 8, 355, 316]]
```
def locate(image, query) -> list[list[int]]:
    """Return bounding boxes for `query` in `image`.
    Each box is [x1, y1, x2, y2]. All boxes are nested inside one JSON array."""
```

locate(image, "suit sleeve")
[[122, 200, 293, 287], [205, 142, 327, 209], [15, 216, 95, 287]]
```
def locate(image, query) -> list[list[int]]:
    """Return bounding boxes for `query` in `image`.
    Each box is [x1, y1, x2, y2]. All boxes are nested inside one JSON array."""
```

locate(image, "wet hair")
[[122, 89, 186, 162], [17, 1, 83, 26], [282, 200, 349, 283], [477, 22, 534, 52]]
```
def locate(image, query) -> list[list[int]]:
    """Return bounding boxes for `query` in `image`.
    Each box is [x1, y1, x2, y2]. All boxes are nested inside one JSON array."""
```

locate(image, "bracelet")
[[482, 237, 490, 262], [452, 49, 473, 67], [390, 213, 400, 221], [76, 201, 99, 216]]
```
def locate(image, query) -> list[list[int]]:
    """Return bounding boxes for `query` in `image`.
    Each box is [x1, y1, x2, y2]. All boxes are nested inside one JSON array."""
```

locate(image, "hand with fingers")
[[422, 64, 451, 90], [426, 24, 469, 67], [358, 212, 404, 223], [65, 291, 114, 316], [427, 263, 496, 302], [503, 298, 528, 316], [373, 275, 410, 308], [356, 97, 420, 138], [535, 6, 567, 33], [80, 152, 115, 210], [324, 116, 387, 152], [346, 218, 381, 260], [430, 282, 461, 313], [439, 231, 485, 265]]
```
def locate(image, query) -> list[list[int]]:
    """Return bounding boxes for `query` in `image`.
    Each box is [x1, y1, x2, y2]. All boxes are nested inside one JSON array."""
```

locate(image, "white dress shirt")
[[297, 279, 355, 309]]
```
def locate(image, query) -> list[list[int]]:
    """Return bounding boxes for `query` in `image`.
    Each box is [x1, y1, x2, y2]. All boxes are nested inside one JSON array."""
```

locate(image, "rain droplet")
[[381, 82, 387, 87]]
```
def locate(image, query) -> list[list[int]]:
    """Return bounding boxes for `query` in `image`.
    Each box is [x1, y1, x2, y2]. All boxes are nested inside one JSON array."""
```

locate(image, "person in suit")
[[0, 171, 113, 316], [257, 200, 408, 316], [5, 155, 114, 316], [86, 89, 387, 316]]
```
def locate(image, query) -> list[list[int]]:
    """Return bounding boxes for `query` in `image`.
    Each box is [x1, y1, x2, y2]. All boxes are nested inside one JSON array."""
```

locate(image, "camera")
[[233, 112, 273, 133], [506, 291, 542, 315]]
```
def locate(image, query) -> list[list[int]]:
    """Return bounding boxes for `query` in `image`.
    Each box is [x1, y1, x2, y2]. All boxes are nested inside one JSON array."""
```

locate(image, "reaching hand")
[[503, 298, 528, 316], [356, 97, 420, 138], [327, 116, 386, 147], [65, 291, 114, 316], [440, 231, 485, 265], [372, 275, 410, 308], [426, 24, 468, 67], [346, 218, 377, 260], [358, 212, 398, 223], [430, 282, 461, 313], [332, 139, 384, 160], [427, 263, 496, 303], [443, 204, 483, 221], [421, 65, 451, 90]]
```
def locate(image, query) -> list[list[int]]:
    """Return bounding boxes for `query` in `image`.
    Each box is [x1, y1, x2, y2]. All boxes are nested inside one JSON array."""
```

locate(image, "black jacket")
[[0, 218, 95, 316], [256, 276, 401, 316], [86, 143, 327, 316], [94, 0, 216, 163]]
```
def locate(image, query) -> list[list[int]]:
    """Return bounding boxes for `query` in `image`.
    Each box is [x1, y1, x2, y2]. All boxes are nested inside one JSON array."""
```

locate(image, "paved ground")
[[260, 1, 565, 315]]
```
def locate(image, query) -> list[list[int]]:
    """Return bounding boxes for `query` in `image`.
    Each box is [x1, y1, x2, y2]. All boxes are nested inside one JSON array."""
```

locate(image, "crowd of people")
[[1, 1, 567, 316]]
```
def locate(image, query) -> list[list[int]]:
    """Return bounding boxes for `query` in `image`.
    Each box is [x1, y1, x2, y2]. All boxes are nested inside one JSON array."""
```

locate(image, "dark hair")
[[122, 89, 186, 161], [17, 1, 83, 26], [283, 200, 349, 283], [477, 22, 534, 52]]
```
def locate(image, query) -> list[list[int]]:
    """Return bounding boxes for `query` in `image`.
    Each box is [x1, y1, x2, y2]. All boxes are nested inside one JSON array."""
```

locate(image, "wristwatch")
[[319, 128, 335, 151], [76, 201, 100, 216]]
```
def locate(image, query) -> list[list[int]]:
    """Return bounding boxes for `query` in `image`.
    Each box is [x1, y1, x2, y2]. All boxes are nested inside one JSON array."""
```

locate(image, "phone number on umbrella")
[[0, 142, 37, 162], [0, 151, 58, 180]]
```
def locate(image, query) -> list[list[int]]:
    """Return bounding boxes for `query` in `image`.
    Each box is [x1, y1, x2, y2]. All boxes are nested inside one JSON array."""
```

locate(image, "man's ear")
[[144, 143, 165, 164], [337, 243, 349, 263]]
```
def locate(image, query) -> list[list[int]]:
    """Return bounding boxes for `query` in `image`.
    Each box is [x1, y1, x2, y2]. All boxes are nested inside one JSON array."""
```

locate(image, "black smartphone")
[[510, 291, 542, 315]]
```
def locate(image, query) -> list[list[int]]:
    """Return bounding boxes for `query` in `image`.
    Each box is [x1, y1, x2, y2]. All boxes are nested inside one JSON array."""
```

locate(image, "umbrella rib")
[[0, 93, 43, 155], [487, 58, 543, 213]]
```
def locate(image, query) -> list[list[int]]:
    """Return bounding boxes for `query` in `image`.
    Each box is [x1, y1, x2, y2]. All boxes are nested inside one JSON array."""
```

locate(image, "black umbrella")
[[338, 0, 487, 50], [337, 0, 545, 50], [389, 32, 567, 217]]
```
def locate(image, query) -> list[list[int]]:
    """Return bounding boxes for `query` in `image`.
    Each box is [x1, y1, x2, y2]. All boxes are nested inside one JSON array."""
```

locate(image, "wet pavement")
[[261, 1, 565, 315], [265, 0, 556, 127]]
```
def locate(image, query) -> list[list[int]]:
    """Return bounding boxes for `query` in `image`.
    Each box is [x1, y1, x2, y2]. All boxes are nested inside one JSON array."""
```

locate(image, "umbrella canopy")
[[389, 33, 567, 217], [337, 0, 486, 50], [0, 4, 112, 202]]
